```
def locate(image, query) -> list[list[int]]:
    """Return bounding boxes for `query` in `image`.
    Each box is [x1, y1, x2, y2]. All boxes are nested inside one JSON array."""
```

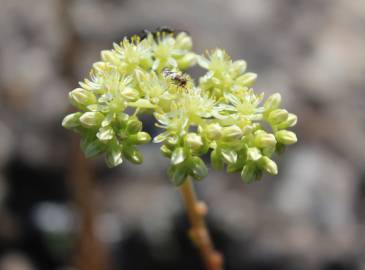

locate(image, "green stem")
[[179, 177, 223, 270]]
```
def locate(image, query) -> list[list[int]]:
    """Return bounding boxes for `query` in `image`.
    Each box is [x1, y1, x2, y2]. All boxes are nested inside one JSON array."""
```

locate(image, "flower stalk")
[[180, 177, 223, 270]]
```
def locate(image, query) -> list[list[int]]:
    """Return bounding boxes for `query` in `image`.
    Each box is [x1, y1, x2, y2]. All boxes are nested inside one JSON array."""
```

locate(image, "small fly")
[[163, 69, 189, 89]]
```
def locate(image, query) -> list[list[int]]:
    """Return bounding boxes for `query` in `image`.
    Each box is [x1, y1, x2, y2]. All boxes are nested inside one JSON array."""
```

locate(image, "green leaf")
[[123, 146, 143, 164], [80, 137, 103, 159], [168, 165, 188, 186], [241, 163, 256, 184], [190, 157, 208, 181]]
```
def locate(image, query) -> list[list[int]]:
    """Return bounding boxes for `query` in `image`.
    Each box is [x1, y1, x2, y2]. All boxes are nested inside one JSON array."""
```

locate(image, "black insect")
[[163, 69, 189, 88], [140, 26, 175, 40]]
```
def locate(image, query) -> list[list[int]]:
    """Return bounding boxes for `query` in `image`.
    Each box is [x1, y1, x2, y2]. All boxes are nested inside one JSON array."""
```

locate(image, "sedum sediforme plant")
[[62, 30, 297, 270]]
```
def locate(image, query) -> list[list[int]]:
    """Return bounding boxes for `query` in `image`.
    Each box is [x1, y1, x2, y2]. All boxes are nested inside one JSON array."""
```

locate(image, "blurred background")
[[0, 0, 365, 269]]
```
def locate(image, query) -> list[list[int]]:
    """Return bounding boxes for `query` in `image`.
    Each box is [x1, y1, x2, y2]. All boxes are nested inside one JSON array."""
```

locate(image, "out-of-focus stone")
[[0, 253, 35, 270], [0, 122, 13, 167], [273, 145, 357, 254]]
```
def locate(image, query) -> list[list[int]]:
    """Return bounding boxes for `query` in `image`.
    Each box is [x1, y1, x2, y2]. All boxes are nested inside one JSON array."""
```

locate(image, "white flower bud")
[[101, 50, 119, 65], [222, 125, 242, 140], [268, 109, 288, 125], [175, 32, 193, 50], [275, 130, 297, 145], [62, 112, 81, 129], [277, 113, 297, 129], [126, 119, 142, 134], [185, 133, 203, 151], [205, 123, 223, 140], [247, 147, 262, 161], [178, 53, 196, 70], [121, 87, 139, 101], [254, 133, 277, 148], [236, 72, 257, 87], [232, 60, 247, 74], [69, 88, 96, 109], [264, 93, 282, 111], [106, 149, 123, 168], [97, 126, 114, 142], [171, 147, 186, 165], [79, 112, 104, 128], [260, 156, 278, 175]]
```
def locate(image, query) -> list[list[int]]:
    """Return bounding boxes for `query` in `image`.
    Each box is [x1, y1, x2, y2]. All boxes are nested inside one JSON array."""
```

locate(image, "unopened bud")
[[105, 149, 123, 168], [185, 133, 203, 151], [121, 87, 139, 101], [260, 156, 278, 175], [275, 130, 297, 145], [171, 147, 186, 165], [277, 113, 297, 129], [79, 112, 104, 128], [124, 147, 143, 164], [178, 53, 196, 70], [232, 60, 247, 74], [241, 163, 256, 183], [134, 132, 151, 144], [236, 72, 257, 87], [210, 149, 224, 170], [101, 50, 118, 64], [126, 119, 142, 134], [62, 112, 81, 129], [268, 109, 288, 125], [222, 125, 242, 140], [175, 32, 193, 50], [190, 156, 208, 180], [247, 147, 262, 161], [254, 133, 277, 148], [69, 88, 96, 109], [92, 61, 108, 73], [205, 123, 223, 140], [264, 93, 282, 111], [97, 126, 114, 142], [160, 144, 172, 157]]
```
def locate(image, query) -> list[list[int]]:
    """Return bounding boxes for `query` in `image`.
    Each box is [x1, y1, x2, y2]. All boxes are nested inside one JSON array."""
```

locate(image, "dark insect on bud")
[[163, 68, 189, 88], [140, 26, 175, 40]]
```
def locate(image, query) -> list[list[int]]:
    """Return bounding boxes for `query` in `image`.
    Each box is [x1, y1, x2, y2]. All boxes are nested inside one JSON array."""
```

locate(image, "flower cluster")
[[62, 31, 297, 185]]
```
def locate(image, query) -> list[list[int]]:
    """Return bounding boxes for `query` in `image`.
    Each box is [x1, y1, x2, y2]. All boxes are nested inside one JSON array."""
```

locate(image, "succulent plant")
[[62, 31, 297, 186]]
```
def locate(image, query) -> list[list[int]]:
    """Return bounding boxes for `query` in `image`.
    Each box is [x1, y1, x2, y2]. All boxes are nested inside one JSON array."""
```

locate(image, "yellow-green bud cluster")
[[62, 31, 297, 185]]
